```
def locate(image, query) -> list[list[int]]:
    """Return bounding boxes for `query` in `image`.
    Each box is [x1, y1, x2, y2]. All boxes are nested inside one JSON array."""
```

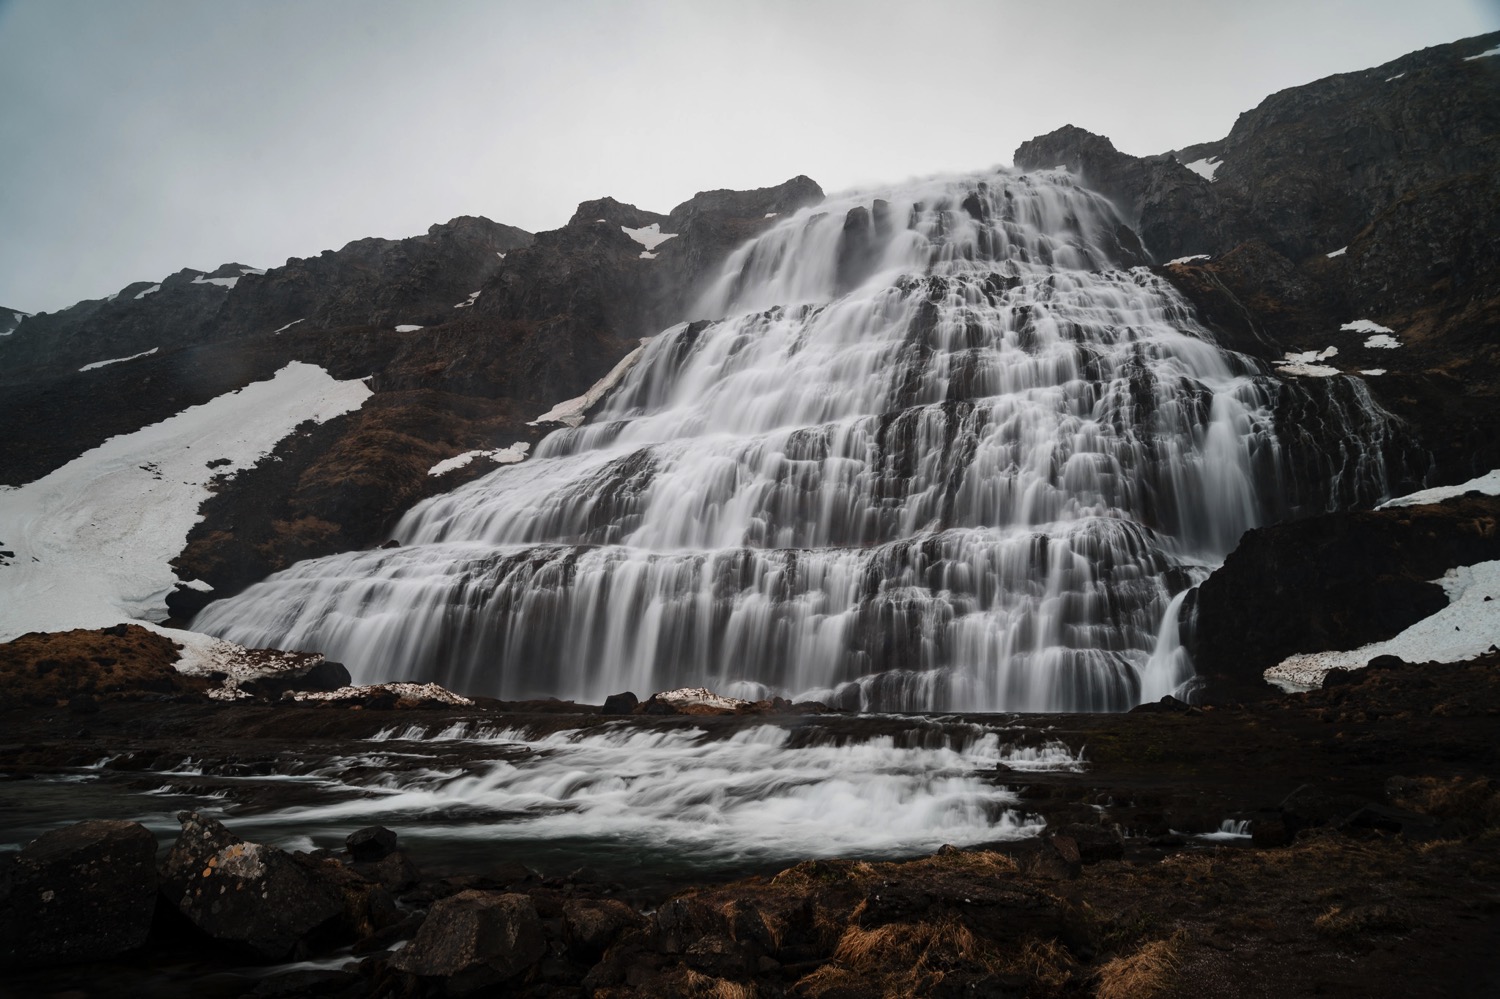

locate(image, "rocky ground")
[[1, 637, 1497, 998]]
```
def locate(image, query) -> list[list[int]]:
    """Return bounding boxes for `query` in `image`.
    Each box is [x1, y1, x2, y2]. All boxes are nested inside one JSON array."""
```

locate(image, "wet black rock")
[[601, 691, 639, 715], [0, 819, 158, 969], [346, 825, 399, 862]]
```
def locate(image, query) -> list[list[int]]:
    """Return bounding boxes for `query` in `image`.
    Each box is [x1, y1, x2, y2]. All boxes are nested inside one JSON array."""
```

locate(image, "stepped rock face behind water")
[[194, 172, 1400, 711]]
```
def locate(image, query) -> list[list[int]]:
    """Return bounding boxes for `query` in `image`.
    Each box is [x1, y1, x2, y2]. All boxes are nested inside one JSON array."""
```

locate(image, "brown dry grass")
[[681, 968, 757, 999], [0, 625, 198, 706], [1094, 932, 1184, 999]]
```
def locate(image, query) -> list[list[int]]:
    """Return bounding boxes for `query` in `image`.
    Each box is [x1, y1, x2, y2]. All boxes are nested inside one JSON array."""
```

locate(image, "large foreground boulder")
[[388, 889, 545, 993], [159, 811, 344, 961], [0, 819, 158, 969]]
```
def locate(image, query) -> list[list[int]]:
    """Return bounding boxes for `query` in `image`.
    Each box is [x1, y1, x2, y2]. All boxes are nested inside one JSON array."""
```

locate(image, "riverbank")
[[2, 651, 1497, 997]]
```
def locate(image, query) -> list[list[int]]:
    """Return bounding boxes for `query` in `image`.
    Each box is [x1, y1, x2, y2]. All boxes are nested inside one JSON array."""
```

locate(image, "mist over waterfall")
[[195, 169, 1398, 711]]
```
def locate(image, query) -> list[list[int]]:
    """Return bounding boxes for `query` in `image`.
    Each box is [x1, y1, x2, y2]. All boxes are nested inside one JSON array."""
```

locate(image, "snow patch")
[[191, 275, 239, 289], [1166, 254, 1210, 266], [621, 223, 678, 251], [1464, 45, 1500, 61], [764, 212, 778, 218], [427, 442, 530, 477], [289, 682, 473, 705], [639, 251, 657, 260], [1325, 246, 1347, 258], [1363, 334, 1400, 349], [240, 267, 266, 276], [79, 347, 158, 372], [1379, 469, 1500, 509], [1340, 319, 1395, 335], [1184, 156, 1222, 181], [1385, 72, 1406, 82], [655, 687, 749, 711], [273, 318, 306, 335], [454, 290, 481, 309], [1360, 369, 1387, 376], [0, 362, 372, 642], [1275, 346, 1339, 378], [530, 331, 667, 427], [394, 324, 424, 332], [134, 284, 161, 300], [1266, 561, 1500, 689]]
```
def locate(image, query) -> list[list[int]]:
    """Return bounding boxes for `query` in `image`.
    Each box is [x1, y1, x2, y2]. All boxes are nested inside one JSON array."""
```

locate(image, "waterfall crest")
[[195, 169, 1396, 711]]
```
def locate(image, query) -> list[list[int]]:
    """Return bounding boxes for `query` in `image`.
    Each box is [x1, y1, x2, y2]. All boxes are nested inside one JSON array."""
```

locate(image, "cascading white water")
[[195, 169, 1395, 711]]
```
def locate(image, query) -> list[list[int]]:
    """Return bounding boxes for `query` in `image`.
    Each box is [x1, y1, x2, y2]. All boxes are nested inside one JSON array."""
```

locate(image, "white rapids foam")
[[224, 720, 1077, 862]]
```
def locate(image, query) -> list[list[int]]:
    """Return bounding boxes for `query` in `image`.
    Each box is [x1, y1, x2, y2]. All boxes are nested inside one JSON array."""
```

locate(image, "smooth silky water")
[[196, 168, 1397, 712]]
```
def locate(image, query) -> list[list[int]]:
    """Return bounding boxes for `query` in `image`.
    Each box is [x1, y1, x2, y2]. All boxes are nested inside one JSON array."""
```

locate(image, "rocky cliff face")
[[0, 217, 531, 387]]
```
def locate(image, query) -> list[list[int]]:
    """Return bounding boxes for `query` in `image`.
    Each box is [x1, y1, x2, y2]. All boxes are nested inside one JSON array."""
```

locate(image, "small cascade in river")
[[195, 169, 1401, 711]]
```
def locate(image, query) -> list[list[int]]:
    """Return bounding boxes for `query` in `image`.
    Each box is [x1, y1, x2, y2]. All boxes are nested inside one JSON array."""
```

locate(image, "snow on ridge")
[[192, 274, 239, 289], [1464, 45, 1500, 61], [427, 442, 530, 477], [79, 347, 159, 372], [273, 318, 306, 335], [1385, 72, 1406, 82], [1166, 254, 1210, 266], [454, 290, 481, 309], [1266, 560, 1500, 690], [1378, 469, 1500, 509], [1325, 246, 1347, 258], [621, 223, 678, 251], [0, 361, 372, 643], [240, 266, 266, 276], [134, 284, 162, 299], [1183, 156, 1222, 181]]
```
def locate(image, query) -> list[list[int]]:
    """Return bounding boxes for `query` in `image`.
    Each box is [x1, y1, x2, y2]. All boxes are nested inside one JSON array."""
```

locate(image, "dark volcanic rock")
[[387, 889, 545, 991], [239, 657, 352, 699], [601, 691, 639, 715], [0, 819, 158, 969], [1188, 494, 1500, 698], [345, 826, 399, 863], [160, 811, 345, 961]]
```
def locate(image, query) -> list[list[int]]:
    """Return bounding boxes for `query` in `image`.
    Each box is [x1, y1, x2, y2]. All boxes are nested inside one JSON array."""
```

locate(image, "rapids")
[[195, 169, 1397, 711]]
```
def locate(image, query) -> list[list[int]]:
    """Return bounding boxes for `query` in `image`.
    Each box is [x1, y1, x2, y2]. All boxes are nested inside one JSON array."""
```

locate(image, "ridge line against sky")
[[1, 0, 1496, 314]]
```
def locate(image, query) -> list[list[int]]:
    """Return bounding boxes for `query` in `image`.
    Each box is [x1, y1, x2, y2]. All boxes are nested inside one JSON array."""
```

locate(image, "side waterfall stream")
[[195, 169, 1398, 712]]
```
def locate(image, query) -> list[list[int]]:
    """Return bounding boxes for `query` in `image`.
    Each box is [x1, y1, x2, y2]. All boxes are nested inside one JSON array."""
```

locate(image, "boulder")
[[387, 890, 545, 993], [238, 657, 351, 699], [561, 897, 644, 960], [345, 825, 399, 862], [601, 691, 639, 715], [0, 819, 158, 969], [160, 812, 344, 961]]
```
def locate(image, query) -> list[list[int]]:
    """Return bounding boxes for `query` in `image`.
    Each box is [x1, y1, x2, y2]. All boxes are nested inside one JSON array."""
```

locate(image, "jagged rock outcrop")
[[1185, 495, 1500, 700], [0, 306, 27, 335]]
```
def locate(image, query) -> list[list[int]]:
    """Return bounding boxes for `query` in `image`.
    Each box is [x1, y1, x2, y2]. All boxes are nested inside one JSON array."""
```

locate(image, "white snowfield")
[[1166, 254, 1210, 266], [134, 284, 161, 299], [1465, 45, 1500, 61], [0, 362, 371, 643], [1267, 561, 1500, 690]]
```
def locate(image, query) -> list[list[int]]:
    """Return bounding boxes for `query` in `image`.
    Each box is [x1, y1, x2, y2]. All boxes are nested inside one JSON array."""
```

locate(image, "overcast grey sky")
[[1, 0, 1495, 314]]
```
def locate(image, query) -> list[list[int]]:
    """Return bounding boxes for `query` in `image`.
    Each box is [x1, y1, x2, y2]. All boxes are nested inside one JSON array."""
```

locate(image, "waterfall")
[[195, 169, 1397, 711]]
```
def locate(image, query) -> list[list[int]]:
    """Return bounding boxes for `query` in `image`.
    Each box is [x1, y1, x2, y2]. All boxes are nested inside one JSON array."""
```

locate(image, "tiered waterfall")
[[195, 169, 1397, 711]]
